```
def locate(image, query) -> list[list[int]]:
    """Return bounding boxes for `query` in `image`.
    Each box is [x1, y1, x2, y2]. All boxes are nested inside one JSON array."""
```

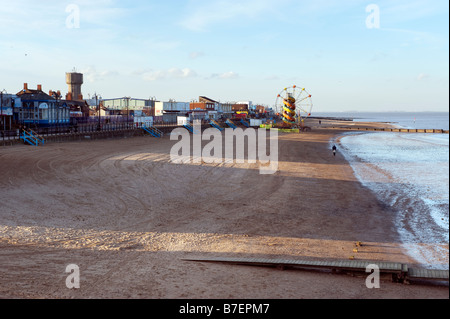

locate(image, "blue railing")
[[225, 119, 237, 129], [20, 129, 45, 146], [142, 125, 163, 138], [183, 123, 194, 133], [240, 119, 250, 127], [210, 120, 224, 131]]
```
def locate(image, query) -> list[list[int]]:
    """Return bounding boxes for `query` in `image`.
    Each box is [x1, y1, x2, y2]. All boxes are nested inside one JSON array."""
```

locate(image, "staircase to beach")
[[225, 119, 237, 129], [20, 129, 46, 146], [210, 119, 224, 131], [142, 125, 163, 138]]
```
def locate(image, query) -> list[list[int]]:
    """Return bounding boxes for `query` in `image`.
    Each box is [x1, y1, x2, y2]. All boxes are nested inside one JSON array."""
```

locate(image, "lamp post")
[[94, 93, 101, 131], [124, 96, 130, 128], [1, 89, 7, 134], [149, 96, 156, 118]]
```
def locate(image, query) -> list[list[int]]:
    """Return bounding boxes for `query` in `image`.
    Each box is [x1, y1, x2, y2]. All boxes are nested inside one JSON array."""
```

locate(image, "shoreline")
[[332, 129, 449, 271], [0, 120, 448, 298]]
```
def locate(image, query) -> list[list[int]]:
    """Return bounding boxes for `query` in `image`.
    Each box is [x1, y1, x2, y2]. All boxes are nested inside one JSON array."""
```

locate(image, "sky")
[[0, 0, 448, 112]]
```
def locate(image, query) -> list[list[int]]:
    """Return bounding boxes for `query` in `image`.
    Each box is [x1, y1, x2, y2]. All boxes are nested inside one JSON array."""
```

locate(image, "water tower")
[[66, 71, 83, 101]]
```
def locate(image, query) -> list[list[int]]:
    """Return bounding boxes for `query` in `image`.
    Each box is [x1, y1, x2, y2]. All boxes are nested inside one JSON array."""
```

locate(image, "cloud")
[[140, 68, 238, 81], [141, 68, 198, 81], [369, 52, 388, 62], [219, 71, 239, 79], [0, 1, 128, 34], [416, 73, 430, 81], [169, 68, 198, 78], [180, 0, 279, 31], [208, 71, 240, 79], [81, 66, 119, 82], [189, 51, 205, 59], [264, 75, 280, 81], [381, 0, 444, 24]]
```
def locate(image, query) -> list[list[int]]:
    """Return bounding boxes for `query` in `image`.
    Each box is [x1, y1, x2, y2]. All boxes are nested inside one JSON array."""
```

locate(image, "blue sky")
[[0, 0, 448, 112]]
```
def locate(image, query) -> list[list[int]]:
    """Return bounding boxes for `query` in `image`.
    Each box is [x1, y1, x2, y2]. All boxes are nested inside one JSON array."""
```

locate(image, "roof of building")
[[199, 96, 217, 103], [16, 88, 55, 101]]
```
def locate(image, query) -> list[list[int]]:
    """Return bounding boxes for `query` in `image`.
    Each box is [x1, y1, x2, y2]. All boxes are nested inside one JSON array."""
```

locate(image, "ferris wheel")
[[275, 85, 313, 126]]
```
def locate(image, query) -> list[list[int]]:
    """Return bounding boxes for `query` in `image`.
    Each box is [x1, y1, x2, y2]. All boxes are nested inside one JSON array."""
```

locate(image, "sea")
[[318, 112, 449, 270]]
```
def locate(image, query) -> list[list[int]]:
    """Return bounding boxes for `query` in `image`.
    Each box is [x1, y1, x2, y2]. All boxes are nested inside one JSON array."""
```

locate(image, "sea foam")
[[336, 131, 449, 269]]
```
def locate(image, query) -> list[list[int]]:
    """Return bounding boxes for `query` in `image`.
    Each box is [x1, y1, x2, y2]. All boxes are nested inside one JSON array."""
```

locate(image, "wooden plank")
[[185, 257, 449, 282], [408, 268, 449, 280], [185, 257, 411, 275]]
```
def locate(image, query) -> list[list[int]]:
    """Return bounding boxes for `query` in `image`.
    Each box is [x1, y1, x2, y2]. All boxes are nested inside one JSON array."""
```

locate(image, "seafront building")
[[15, 83, 71, 127], [0, 91, 20, 131], [100, 96, 237, 123], [101, 98, 155, 117], [1, 71, 271, 136]]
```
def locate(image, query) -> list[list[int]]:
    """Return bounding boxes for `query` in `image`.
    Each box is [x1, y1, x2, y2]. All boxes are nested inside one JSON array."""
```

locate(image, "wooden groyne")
[[327, 127, 449, 134], [185, 257, 449, 285]]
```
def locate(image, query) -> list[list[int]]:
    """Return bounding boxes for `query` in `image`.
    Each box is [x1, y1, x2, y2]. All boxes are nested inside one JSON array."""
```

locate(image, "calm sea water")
[[326, 112, 449, 269], [315, 112, 449, 130]]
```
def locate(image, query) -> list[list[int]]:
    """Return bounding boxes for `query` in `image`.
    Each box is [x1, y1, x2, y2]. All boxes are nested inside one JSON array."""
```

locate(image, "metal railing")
[[1, 118, 259, 146]]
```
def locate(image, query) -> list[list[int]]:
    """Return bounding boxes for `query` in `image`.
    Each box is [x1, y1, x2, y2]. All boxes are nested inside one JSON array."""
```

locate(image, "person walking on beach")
[[332, 145, 337, 157]]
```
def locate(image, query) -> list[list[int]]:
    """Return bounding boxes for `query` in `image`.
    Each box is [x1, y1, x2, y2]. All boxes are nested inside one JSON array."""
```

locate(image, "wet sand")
[[0, 120, 448, 299]]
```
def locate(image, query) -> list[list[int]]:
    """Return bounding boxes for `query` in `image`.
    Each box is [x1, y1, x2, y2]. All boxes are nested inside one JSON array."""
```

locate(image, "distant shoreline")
[[308, 112, 450, 131]]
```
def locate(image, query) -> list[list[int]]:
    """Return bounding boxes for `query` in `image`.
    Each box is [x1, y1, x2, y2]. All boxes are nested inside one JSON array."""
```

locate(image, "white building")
[[154, 101, 190, 115], [101, 98, 154, 116], [154, 101, 190, 122]]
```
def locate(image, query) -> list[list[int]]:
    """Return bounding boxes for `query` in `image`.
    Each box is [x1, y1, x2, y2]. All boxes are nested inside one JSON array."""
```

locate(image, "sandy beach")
[[0, 120, 448, 299]]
